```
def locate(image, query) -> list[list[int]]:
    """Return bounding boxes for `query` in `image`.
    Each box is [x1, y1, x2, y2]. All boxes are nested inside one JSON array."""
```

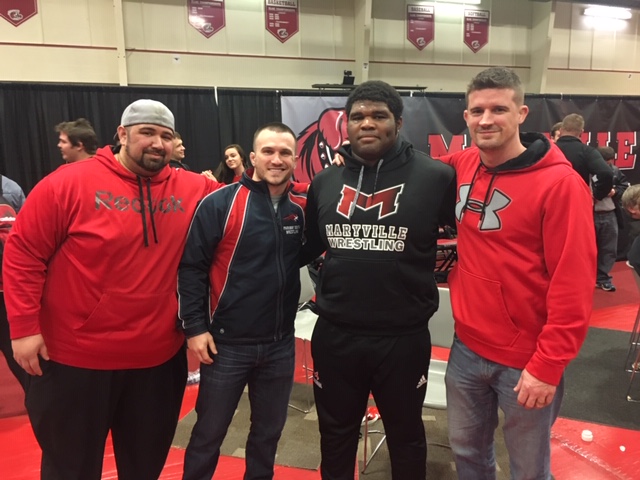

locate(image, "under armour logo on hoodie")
[[456, 184, 510, 231]]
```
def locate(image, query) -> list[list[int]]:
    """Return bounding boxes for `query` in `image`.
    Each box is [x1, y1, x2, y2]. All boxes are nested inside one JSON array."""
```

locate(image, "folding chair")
[[435, 239, 457, 271], [424, 287, 455, 409], [361, 405, 385, 474], [288, 266, 318, 413], [435, 239, 458, 284]]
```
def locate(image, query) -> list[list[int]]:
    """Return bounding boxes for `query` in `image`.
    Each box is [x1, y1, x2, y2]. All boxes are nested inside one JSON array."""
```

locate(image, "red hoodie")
[[440, 134, 596, 386], [3, 147, 221, 369]]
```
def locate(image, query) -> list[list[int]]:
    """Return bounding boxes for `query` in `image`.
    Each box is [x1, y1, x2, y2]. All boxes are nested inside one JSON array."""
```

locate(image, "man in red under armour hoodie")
[[440, 68, 596, 479], [2, 99, 222, 480]]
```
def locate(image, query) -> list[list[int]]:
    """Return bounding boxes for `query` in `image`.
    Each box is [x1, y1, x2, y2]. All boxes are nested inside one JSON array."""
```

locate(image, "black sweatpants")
[[0, 292, 28, 390], [25, 347, 187, 480], [311, 317, 431, 480]]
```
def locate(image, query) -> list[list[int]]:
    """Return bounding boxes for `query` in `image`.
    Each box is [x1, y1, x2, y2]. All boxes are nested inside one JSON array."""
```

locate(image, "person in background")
[[166, 131, 196, 383], [439, 67, 596, 480], [4, 99, 223, 480], [178, 122, 306, 480], [55, 118, 98, 164], [0, 174, 27, 390], [593, 146, 629, 291], [550, 121, 562, 142], [303, 80, 456, 480], [0, 174, 26, 211], [210, 144, 247, 184], [555, 113, 613, 201], [622, 184, 640, 272], [169, 131, 190, 170]]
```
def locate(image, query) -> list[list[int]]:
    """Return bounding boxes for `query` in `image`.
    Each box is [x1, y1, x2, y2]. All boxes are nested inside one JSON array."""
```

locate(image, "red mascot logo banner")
[[0, 0, 37, 27]]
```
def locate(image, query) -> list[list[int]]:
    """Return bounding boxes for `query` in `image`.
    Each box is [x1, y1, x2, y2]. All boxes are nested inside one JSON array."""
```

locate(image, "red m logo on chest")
[[337, 184, 404, 219]]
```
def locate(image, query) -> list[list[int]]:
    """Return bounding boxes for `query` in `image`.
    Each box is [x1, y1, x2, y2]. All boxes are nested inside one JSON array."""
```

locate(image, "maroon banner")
[[464, 9, 490, 53], [407, 4, 434, 51], [265, 0, 299, 43], [188, 0, 225, 39], [0, 0, 37, 27]]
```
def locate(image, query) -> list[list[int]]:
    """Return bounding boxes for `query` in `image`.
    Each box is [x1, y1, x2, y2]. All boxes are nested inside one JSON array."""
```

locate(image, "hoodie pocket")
[[451, 266, 521, 347], [320, 255, 425, 326], [76, 291, 175, 341]]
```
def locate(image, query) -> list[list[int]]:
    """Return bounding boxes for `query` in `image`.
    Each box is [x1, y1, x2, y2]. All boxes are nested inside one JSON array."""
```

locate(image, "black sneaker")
[[596, 282, 616, 292]]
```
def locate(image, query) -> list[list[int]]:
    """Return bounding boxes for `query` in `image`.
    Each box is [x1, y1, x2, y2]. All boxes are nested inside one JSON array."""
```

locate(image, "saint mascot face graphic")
[[293, 108, 348, 183]]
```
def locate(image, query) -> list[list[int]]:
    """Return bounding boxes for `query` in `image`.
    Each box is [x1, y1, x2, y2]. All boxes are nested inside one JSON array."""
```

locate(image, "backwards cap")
[[121, 99, 175, 131]]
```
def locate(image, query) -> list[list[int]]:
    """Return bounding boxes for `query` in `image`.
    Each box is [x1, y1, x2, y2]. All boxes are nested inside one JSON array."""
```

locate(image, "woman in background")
[[211, 144, 247, 184]]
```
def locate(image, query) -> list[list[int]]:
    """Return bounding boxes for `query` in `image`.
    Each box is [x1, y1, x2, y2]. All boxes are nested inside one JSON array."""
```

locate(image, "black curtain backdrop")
[[1, 83, 639, 195], [0, 83, 220, 193], [216, 88, 281, 170]]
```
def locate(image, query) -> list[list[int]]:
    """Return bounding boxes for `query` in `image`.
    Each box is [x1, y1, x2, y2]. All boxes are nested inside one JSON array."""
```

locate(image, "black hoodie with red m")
[[303, 138, 456, 336]]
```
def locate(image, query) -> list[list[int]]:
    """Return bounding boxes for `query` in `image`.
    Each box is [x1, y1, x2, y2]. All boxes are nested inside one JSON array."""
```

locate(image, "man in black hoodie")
[[303, 81, 456, 480], [168, 131, 190, 170], [555, 113, 612, 201]]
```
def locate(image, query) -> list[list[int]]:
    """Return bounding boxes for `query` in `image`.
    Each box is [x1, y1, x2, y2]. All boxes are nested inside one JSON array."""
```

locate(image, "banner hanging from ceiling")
[[265, 0, 299, 43], [464, 9, 490, 53], [0, 0, 37, 27], [407, 4, 434, 51], [188, 0, 225, 38]]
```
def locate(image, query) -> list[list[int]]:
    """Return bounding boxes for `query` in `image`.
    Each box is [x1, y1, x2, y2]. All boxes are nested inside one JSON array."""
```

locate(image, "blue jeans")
[[182, 335, 295, 480], [445, 337, 563, 480]]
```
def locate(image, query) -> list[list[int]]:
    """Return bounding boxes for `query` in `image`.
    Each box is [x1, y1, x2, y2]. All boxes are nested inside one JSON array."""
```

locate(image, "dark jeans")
[[594, 211, 618, 283], [25, 347, 187, 480], [183, 334, 295, 480]]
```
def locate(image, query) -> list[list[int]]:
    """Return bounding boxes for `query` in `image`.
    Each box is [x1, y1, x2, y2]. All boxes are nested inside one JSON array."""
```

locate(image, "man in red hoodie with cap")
[[3, 99, 222, 480]]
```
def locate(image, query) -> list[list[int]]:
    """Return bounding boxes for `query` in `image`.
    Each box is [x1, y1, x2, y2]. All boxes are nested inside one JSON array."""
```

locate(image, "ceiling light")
[[436, 0, 482, 5], [584, 16, 628, 31], [583, 6, 632, 20]]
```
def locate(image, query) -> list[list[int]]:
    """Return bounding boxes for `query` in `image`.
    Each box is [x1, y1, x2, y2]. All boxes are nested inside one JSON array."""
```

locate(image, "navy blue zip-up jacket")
[[177, 173, 307, 344]]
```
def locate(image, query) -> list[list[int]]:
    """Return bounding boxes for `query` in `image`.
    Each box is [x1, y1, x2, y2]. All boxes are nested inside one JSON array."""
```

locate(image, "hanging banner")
[[407, 4, 434, 51], [464, 9, 490, 53], [0, 0, 37, 27], [265, 0, 299, 43], [188, 0, 225, 38]]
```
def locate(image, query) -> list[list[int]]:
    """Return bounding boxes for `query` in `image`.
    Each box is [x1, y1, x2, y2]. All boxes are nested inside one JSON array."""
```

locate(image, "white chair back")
[[299, 266, 315, 305], [430, 287, 455, 348], [424, 287, 455, 409]]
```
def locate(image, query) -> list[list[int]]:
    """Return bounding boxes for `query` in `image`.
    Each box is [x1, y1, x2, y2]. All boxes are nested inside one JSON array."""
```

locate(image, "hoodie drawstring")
[[146, 178, 159, 245], [136, 176, 159, 247], [460, 162, 498, 224], [479, 172, 498, 223], [348, 165, 365, 219], [460, 163, 482, 219], [372, 158, 384, 197], [347, 159, 385, 220]]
